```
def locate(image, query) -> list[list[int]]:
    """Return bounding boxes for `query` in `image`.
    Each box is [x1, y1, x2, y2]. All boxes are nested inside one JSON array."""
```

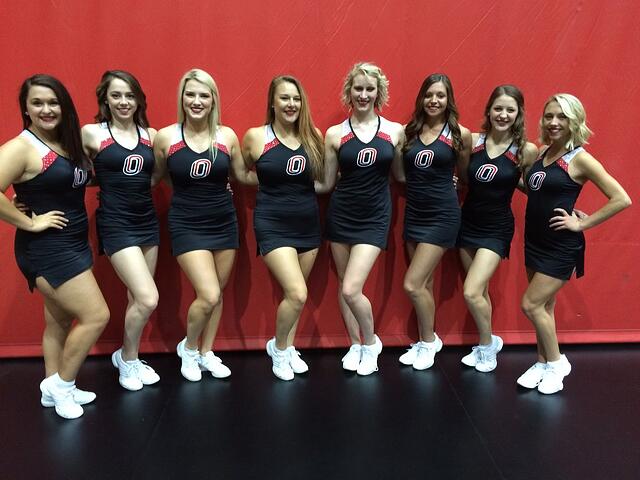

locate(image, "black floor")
[[1, 345, 639, 480]]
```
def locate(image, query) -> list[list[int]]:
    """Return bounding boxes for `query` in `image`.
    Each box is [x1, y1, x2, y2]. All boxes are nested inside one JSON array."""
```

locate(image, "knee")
[[521, 295, 539, 320], [134, 289, 159, 315], [92, 306, 110, 332], [341, 282, 362, 305], [197, 288, 221, 313], [403, 279, 421, 299], [463, 284, 483, 306], [285, 285, 308, 311]]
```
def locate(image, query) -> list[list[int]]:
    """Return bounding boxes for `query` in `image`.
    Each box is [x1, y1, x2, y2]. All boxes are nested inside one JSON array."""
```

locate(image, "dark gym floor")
[[1, 344, 638, 480]]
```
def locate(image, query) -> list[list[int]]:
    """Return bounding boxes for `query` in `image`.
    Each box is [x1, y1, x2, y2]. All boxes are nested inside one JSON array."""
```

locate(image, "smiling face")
[[349, 73, 378, 113], [106, 77, 138, 123], [25, 85, 62, 134], [182, 79, 213, 123], [489, 94, 519, 133], [422, 81, 448, 119], [272, 80, 301, 125], [542, 100, 570, 144]]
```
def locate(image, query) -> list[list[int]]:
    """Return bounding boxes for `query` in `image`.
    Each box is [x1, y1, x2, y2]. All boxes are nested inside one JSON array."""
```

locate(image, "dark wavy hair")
[[19, 74, 89, 169], [94, 70, 149, 128], [266, 75, 324, 180], [403, 73, 463, 157], [481, 85, 527, 167]]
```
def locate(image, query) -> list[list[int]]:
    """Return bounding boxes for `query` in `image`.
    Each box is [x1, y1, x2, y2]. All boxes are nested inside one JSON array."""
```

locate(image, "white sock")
[[51, 373, 75, 394]]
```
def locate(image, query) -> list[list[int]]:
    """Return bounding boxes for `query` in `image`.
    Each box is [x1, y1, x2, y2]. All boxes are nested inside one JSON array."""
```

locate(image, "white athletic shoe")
[[266, 338, 294, 381], [198, 351, 231, 379], [39, 376, 83, 420], [461, 346, 480, 367], [357, 335, 383, 376], [413, 334, 443, 371], [475, 335, 504, 373], [287, 346, 309, 374], [177, 338, 202, 382], [399, 343, 422, 366], [517, 362, 548, 389], [41, 386, 96, 407], [112, 349, 160, 388], [538, 355, 572, 394], [341, 344, 362, 372]]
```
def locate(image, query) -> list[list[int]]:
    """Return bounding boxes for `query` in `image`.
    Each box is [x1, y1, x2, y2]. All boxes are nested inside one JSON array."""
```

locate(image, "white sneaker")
[[399, 343, 422, 366], [413, 334, 443, 370], [266, 338, 294, 381], [39, 377, 83, 420], [538, 355, 571, 394], [198, 351, 231, 378], [517, 362, 547, 389], [341, 344, 361, 372], [461, 346, 480, 367], [176, 338, 202, 382], [475, 335, 503, 373], [134, 360, 160, 385], [356, 335, 382, 376], [111, 349, 159, 388], [41, 385, 96, 407], [111, 349, 143, 391], [287, 346, 309, 374]]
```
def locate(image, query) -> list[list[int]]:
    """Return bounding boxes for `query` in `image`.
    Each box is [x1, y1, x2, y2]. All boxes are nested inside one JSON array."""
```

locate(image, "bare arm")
[[516, 142, 539, 193], [152, 127, 171, 188], [550, 151, 632, 232], [315, 125, 340, 194], [0, 139, 68, 232], [456, 126, 472, 186], [226, 127, 257, 186], [391, 124, 406, 183]]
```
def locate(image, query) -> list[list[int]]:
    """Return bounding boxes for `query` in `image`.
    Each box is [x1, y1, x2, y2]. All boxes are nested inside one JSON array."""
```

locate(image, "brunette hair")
[[94, 70, 150, 128], [403, 73, 463, 157], [481, 84, 527, 167], [19, 74, 89, 169]]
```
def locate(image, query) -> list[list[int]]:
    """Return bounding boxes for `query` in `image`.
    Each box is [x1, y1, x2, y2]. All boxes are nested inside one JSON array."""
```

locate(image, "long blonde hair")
[[177, 68, 221, 159], [266, 76, 324, 180]]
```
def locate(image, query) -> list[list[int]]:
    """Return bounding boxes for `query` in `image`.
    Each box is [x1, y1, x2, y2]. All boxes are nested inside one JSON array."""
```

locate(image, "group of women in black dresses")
[[0, 63, 630, 419]]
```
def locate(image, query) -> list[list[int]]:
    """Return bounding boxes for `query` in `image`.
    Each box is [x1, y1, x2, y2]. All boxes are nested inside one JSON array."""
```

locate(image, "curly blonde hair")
[[341, 62, 389, 110]]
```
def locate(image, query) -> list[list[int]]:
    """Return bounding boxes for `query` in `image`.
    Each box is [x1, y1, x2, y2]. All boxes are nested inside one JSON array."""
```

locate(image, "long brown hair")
[[94, 70, 150, 128], [266, 76, 324, 180], [19, 74, 89, 169], [481, 85, 527, 167], [403, 73, 463, 157]]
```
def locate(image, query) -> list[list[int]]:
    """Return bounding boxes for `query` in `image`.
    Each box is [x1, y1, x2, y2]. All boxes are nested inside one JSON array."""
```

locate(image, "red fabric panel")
[[1, 1, 638, 356]]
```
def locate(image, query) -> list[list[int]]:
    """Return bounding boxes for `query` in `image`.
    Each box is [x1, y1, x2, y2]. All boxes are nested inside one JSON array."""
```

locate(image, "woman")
[[242, 75, 324, 381], [0, 75, 109, 419], [154, 68, 256, 381], [519, 93, 630, 394], [398, 73, 471, 371], [82, 70, 160, 391], [457, 85, 537, 372], [322, 62, 404, 376]]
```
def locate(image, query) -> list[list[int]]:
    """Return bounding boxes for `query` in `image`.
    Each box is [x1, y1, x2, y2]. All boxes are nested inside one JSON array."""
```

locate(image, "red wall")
[[1, 0, 638, 357]]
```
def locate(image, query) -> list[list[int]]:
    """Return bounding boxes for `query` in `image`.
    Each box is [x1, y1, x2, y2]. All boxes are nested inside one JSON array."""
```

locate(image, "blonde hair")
[[177, 68, 221, 159], [341, 62, 389, 110], [266, 76, 324, 180], [540, 93, 593, 150]]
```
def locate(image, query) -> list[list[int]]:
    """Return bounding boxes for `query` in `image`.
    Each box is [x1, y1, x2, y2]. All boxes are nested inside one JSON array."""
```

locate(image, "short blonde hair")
[[341, 62, 389, 110], [540, 93, 593, 150]]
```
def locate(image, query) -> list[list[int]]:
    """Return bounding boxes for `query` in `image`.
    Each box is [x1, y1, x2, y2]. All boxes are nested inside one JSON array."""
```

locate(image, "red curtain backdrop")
[[1, 0, 638, 356]]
